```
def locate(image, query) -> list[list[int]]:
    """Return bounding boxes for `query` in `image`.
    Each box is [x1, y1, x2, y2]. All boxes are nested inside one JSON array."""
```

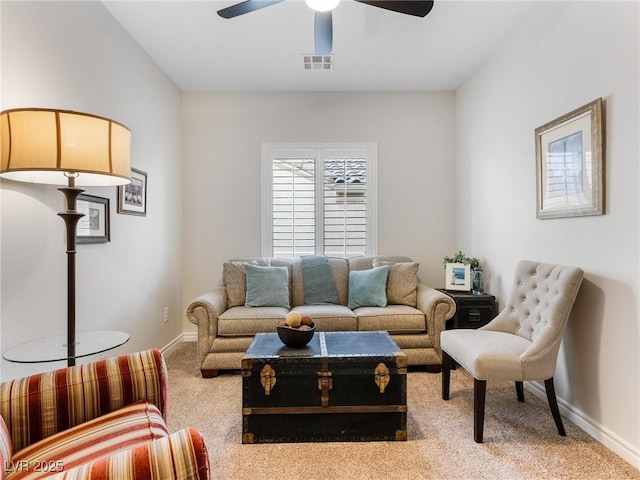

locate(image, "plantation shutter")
[[264, 144, 376, 259], [323, 157, 367, 258], [272, 158, 315, 258]]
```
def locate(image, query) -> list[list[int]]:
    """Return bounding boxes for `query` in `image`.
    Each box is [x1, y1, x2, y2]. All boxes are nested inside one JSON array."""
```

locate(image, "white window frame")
[[261, 143, 378, 258]]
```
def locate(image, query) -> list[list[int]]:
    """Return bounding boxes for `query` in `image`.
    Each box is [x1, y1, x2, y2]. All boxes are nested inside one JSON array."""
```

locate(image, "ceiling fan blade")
[[217, 0, 285, 19], [314, 11, 333, 55], [354, 0, 434, 17]]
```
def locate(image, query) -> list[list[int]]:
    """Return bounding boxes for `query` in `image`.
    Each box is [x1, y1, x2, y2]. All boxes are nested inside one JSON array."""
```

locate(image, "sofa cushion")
[[8, 401, 168, 479], [245, 264, 290, 308], [372, 259, 419, 307], [294, 305, 358, 331], [224, 259, 269, 308], [218, 306, 288, 336], [301, 255, 339, 305], [348, 255, 415, 271], [355, 305, 427, 334], [348, 266, 389, 309]]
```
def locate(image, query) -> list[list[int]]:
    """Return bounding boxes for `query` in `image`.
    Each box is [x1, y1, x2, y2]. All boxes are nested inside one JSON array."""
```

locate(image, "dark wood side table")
[[438, 289, 498, 330]]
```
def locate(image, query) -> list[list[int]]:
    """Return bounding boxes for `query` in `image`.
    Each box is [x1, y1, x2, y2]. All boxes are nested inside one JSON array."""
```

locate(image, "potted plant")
[[442, 251, 480, 271]]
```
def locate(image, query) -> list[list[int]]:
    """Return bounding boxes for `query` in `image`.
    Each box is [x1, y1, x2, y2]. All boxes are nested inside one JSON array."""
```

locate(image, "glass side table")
[[3, 330, 129, 364]]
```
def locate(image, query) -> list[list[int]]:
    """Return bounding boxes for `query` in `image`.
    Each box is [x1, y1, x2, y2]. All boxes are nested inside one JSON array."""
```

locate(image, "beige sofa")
[[187, 255, 456, 377]]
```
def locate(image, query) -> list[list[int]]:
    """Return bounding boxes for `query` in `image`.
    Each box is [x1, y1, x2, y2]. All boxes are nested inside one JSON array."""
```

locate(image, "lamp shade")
[[0, 108, 131, 186]]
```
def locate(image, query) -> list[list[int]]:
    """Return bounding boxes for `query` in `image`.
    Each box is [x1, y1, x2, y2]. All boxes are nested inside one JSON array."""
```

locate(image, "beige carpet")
[[164, 342, 638, 480]]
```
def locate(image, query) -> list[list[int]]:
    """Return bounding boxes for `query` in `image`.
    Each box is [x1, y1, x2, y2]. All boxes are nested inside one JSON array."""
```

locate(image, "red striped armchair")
[[0, 349, 210, 479]]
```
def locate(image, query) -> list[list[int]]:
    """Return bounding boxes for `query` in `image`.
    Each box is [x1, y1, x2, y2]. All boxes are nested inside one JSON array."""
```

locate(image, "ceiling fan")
[[217, 0, 435, 55]]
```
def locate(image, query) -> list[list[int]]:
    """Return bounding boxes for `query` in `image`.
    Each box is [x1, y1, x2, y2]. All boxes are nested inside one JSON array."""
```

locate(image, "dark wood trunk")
[[242, 331, 407, 443]]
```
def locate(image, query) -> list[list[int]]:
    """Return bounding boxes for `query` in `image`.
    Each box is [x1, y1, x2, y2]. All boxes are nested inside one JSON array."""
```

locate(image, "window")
[[262, 144, 377, 259]]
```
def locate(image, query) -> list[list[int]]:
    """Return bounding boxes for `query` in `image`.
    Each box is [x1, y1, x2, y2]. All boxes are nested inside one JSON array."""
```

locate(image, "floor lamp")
[[0, 108, 131, 366]]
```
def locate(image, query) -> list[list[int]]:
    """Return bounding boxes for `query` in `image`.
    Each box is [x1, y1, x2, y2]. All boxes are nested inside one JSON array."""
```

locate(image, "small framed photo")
[[76, 194, 110, 244], [535, 98, 604, 219], [445, 263, 471, 291], [118, 167, 147, 216]]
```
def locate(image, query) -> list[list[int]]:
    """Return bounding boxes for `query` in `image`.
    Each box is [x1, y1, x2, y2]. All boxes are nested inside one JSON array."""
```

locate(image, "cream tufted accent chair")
[[441, 260, 584, 443]]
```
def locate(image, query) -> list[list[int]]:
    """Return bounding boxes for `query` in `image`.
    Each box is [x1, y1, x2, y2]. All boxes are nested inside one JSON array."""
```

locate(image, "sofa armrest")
[[0, 349, 167, 452], [45, 427, 210, 480], [186, 287, 228, 368], [416, 284, 456, 358]]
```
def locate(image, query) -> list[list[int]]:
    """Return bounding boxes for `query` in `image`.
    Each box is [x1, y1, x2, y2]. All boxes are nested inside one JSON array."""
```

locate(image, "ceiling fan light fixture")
[[305, 0, 340, 12]]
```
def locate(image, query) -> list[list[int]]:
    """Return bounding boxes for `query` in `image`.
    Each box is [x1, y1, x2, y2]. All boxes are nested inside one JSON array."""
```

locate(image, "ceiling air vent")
[[302, 54, 334, 70]]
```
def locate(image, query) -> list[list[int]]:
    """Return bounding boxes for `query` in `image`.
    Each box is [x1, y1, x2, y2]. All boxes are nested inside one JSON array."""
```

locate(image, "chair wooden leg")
[[545, 377, 566, 436], [474, 378, 487, 443], [515, 381, 524, 402], [442, 351, 452, 400]]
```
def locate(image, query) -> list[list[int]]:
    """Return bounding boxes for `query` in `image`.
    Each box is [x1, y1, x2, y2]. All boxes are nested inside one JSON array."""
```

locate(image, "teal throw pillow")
[[301, 255, 339, 304], [348, 266, 389, 309], [245, 264, 290, 308]]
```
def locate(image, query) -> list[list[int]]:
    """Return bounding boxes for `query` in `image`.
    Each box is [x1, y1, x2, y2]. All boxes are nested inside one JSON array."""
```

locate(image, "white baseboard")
[[160, 332, 197, 356], [181, 332, 198, 342], [160, 333, 188, 355], [526, 381, 639, 469]]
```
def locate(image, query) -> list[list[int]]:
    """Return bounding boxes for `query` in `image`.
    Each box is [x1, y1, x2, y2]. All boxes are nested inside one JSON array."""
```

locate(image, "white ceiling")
[[103, 0, 536, 92]]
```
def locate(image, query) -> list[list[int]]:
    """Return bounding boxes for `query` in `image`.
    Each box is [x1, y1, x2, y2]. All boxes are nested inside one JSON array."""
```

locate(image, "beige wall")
[[0, 1, 184, 379], [181, 91, 457, 332], [456, 1, 639, 465]]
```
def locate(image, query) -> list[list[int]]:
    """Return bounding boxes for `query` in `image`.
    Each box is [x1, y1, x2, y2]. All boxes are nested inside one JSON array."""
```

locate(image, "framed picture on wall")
[[118, 167, 147, 216], [76, 194, 110, 244], [445, 263, 471, 291], [535, 98, 604, 219]]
